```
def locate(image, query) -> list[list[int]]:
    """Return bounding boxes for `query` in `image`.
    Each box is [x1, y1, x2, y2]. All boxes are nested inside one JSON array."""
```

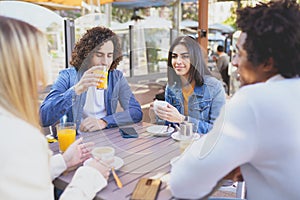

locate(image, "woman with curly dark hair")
[[40, 26, 143, 132], [170, 1, 300, 199]]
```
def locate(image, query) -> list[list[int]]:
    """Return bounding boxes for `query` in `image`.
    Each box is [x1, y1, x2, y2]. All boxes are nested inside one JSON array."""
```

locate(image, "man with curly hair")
[[170, 0, 300, 199], [40, 27, 143, 132]]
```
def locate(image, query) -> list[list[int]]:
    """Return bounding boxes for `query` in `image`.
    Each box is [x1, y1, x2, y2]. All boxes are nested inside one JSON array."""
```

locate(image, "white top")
[[0, 107, 107, 200], [83, 87, 107, 119], [170, 75, 300, 200]]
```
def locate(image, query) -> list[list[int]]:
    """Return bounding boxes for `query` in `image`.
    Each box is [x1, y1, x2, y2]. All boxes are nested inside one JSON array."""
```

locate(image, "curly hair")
[[70, 26, 122, 71], [167, 36, 211, 87], [236, 0, 300, 78]]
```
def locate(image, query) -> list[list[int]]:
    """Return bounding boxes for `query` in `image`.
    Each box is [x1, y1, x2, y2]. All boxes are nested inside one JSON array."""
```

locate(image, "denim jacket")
[[40, 67, 143, 130], [165, 75, 225, 134]]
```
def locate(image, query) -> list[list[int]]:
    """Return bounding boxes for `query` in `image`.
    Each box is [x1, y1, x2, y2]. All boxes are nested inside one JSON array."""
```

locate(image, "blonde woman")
[[0, 16, 110, 199]]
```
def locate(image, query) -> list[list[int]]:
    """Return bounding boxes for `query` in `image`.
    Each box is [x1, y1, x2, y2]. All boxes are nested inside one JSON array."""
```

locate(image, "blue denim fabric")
[[165, 75, 225, 134], [40, 67, 143, 130]]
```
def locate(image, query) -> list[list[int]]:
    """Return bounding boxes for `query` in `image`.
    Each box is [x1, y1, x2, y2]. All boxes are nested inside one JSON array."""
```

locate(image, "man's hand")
[[79, 117, 107, 132], [74, 66, 102, 95]]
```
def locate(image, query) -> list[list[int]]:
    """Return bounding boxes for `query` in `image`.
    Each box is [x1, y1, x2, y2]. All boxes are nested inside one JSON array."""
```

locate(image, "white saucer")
[[84, 156, 124, 170], [146, 125, 174, 136], [171, 132, 200, 141]]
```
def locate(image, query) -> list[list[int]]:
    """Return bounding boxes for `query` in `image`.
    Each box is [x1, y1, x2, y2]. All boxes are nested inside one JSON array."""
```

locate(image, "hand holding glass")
[[93, 66, 108, 89]]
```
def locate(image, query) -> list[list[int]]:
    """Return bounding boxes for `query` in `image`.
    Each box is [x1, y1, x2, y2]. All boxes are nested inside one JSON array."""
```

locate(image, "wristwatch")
[[184, 115, 188, 122], [181, 115, 188, 123]]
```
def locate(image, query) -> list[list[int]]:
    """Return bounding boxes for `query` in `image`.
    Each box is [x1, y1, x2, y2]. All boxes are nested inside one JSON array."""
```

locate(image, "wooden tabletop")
[[49, 122, 181, 200]]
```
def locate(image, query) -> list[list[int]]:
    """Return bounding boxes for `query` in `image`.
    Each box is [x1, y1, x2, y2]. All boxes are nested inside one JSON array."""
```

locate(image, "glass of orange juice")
[[56, 122, 76, 153], [94, 66, 108, 89]]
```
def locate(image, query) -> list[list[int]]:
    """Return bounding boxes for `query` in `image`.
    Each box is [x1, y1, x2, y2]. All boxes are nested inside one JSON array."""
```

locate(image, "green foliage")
[[112, 7, 133, 23], [59, 10, 81, 19], [223, 3, 237, 30], [182, 2, 198, 21]]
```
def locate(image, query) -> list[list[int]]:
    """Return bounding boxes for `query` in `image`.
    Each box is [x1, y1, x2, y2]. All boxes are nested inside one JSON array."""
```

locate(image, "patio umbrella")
[[209, 23, 235, 33]]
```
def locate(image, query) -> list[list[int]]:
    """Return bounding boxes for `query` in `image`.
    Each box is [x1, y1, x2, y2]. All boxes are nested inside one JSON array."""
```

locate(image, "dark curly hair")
[[70, 26, 122, 71], [236, 0, 300, 78], [167, 36, 211, 87]]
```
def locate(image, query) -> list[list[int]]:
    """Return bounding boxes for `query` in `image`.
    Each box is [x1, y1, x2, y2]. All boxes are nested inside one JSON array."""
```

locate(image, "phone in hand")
[[131, 178, 161, 200], [119, 127, 139, 138]]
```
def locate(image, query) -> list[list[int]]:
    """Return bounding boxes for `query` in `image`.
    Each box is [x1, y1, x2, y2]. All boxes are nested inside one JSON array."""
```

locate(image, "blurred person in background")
[[0, 16, 111, 199], [40, 27, 142, 133], [214, 45, 230, 95], [170, 0, 300, 199]]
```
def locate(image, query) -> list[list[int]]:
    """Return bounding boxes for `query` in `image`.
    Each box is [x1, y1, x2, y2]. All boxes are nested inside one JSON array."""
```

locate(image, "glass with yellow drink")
[[56, 122, 76, 153], [179, 138, 193, 153], [94, 66, 108, 89]]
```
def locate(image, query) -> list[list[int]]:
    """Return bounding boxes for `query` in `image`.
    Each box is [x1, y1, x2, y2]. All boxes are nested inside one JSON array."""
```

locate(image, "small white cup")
[[153, 100, 168, 114], [92, 146, 115, 161]]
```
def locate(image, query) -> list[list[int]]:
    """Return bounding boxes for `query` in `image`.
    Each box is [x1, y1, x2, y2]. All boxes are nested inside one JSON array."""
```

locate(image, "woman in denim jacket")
[[152, 36, 225, 134], [40, 27, 142, 132]]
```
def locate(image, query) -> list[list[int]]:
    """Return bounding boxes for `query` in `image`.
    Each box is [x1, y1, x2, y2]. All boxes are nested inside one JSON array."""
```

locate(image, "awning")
[[112, 0, 197, 9], [21, 0, 115, 10]]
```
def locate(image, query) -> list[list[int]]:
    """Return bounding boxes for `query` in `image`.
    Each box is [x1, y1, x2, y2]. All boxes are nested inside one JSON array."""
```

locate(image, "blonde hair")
[[0, 16, 47, 128]]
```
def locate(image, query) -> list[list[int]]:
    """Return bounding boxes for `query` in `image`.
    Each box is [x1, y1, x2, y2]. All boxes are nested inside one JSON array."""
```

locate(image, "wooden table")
[[49, 122, 181, 200]]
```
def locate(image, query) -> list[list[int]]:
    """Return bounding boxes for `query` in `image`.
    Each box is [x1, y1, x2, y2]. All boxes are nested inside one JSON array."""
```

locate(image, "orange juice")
[[94, 68, 108, 89], [57, 129, 76, 152]]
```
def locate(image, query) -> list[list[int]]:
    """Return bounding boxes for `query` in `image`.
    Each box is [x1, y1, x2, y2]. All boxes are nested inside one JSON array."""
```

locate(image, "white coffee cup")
[[92, 146, 115, 161], [153, 100, 168, 114]]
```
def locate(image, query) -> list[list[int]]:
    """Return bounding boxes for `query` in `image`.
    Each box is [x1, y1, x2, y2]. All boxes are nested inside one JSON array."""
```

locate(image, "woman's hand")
[[79, 117, 107, 132], [155, 104, 184, 123], [74, 66, 102, 95], [85, 158, 113, 180], [62, 137, 94, 169]]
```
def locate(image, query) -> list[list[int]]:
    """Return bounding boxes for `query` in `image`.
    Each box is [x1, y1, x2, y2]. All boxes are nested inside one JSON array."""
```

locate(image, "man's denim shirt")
[[165, 75, 225, 134], [40, 67, 143, 130]]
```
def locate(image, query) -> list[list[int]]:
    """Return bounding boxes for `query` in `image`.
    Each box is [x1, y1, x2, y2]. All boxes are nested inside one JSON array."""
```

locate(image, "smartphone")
[[119, 127, 139, 138], [131, 178, 161, 200]]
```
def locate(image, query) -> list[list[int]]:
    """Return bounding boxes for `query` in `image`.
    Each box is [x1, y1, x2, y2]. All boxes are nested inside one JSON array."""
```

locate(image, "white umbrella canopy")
[[209, 23, 235, 33], [111, 16, 172, 30]]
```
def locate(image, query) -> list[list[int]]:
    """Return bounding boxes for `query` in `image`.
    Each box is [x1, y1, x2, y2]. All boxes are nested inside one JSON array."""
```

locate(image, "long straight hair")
[[167, 36, 211, 87], [0, 16, 47, 129]]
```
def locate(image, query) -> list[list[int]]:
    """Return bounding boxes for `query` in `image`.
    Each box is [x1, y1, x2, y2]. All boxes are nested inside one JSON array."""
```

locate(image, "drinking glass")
[[56, 122, 76, 153]]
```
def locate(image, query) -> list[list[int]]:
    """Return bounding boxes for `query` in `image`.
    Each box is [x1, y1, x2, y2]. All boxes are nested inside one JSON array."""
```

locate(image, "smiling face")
[[90, 40, 114, 68], [232, 32, 277, 87], [171, 44, 191, 79]]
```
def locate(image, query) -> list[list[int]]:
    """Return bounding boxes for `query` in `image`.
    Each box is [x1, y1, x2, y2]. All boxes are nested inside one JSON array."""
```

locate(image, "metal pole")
[[64, 18, 75, 68], [105, 3, 112, 27], [171, 0, 181, 43], [129, 25, 133, 77]]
